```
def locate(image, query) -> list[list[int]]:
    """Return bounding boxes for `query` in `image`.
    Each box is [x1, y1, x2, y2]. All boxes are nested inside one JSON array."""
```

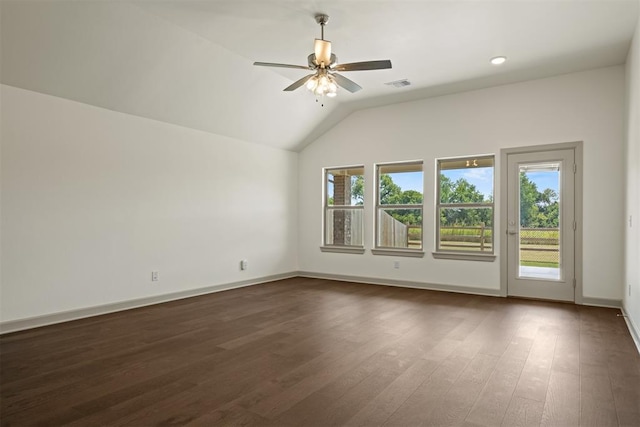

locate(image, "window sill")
[[432, 252, 496, 262], [371, 248, 425, 258], [320, 246, 366, 254]]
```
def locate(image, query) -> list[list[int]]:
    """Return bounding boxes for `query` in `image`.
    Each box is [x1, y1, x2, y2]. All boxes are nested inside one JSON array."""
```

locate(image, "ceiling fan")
[[254, 14, 392, 98]]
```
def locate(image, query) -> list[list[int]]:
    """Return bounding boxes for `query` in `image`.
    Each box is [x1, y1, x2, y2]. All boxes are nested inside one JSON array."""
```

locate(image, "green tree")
[[519, 173, 539, 227], [447, 178, 485, 204], [537, 188, 559, 227], [351, 175, 364, 205], [440, 175, 453, 204], [390, 189, 423, 225], [351, 175, 422, 224], [519, 174, 559, 228], [379, 174, 402, 204], [399, 189, 423, 205], [542, 201, 559, 227], [369, 174, 422, 226], [439, 176, 491, 226]]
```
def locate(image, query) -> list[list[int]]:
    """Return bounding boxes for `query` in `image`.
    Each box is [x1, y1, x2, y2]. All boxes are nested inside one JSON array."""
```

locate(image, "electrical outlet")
[[393, 260, 400, 269], [151, 271, 159, 282], [240, 260, 248, 271]]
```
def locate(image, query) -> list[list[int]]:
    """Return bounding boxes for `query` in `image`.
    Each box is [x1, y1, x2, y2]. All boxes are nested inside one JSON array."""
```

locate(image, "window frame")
[[434, 154, 496, 261], [372, 160, 425, 258], [320, 165, 366, 254]]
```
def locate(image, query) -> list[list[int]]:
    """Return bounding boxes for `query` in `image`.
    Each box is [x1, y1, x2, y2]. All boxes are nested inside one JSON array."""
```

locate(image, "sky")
[[442, 168, 494, 198], [524, 171, 560, 194], [390, 171, 423, 194], [391, 168, 559, 200]]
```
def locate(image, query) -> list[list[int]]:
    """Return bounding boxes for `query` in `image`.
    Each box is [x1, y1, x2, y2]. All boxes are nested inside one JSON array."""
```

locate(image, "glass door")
[[506, 149, 575, 301]]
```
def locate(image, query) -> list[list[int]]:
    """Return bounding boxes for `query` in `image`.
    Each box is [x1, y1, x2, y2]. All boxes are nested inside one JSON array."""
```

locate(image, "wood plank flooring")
[[1, 277, 639, 426]]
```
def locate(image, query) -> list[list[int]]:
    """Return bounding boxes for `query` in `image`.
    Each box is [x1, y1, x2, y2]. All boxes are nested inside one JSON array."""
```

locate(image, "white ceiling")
[[2, 0, 638, 151]]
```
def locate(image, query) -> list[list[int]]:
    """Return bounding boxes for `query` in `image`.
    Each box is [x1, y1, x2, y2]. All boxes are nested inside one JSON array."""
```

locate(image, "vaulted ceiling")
[[2, 1, 638, 151]]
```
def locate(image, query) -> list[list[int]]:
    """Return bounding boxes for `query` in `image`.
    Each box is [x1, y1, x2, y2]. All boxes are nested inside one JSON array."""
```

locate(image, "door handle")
[[507, 229, 517, 235]]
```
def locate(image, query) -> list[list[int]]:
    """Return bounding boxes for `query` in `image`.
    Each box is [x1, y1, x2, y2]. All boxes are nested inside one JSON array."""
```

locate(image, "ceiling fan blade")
[[283, 74, 316, 91], [332, 60, 392, 72], [254, 62, 311, 70], [314, 39, 332, 67], [332, 73, 362, 93]]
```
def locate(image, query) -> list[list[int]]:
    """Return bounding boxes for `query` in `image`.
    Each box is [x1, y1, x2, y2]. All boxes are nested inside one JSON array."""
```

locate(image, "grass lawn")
[[520, 245, 559, 268], [520, 261, 559, 268]]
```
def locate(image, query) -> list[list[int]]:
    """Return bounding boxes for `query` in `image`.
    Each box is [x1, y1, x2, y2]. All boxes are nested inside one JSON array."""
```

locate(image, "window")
[[373, 161, 424, 256], [322, 166, 365, 253], [436, 155, 495, 259]]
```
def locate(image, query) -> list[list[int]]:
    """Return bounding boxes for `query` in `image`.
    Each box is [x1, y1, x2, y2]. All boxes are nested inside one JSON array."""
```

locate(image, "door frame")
[[499, 141, 583, 303]]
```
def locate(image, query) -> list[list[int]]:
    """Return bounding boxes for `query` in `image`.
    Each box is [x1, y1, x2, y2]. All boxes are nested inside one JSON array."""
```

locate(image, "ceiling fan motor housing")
[[308, 53, 337, 69]]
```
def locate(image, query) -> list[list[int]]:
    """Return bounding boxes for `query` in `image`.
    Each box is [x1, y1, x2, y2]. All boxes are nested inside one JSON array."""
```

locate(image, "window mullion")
[[378, 204, 423, 210], [438, 202, 493, 209]]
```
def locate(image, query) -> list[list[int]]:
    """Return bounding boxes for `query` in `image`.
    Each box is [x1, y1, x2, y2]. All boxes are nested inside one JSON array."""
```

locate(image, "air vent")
[[385, 79, 411, 88]]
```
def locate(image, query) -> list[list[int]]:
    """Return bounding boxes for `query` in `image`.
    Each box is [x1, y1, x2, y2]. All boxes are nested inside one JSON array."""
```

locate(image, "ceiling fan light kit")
[[253, 14, 392, 101], [306, 69, 338, 97]]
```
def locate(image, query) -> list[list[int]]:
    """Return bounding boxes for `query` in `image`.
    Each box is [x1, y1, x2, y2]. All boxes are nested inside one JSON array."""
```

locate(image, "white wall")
[[0, 63, 630, 327], [0, 85, 298, 323], [624, 8, 640, 340], [299, 66, 625, 302]]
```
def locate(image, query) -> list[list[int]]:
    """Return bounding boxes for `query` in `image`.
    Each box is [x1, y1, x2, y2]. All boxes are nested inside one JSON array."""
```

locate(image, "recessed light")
[[491, 56, 507, 65]]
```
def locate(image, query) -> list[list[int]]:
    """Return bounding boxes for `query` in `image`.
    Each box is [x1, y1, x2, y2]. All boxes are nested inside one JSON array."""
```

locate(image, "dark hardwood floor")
[[1, 277, 639, 426]]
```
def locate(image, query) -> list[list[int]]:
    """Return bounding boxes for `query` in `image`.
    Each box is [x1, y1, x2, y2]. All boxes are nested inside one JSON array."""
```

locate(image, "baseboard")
[[621, 307, 640, 355], [297, 271, 502, 297], [581, 296, 622, 308], [0, 272, 297, 335], [2, 272, 628, 336]]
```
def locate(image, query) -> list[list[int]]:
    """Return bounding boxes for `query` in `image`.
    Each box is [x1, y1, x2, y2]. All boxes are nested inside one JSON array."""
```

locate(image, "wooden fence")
[[439, 224, 492, 251], [439, 226, 560, 256], [379, 211, 408, 248]]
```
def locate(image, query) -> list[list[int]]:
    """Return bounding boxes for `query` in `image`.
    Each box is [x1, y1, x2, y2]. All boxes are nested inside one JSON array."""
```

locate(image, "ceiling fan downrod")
[[315, 14, 329, 40]]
